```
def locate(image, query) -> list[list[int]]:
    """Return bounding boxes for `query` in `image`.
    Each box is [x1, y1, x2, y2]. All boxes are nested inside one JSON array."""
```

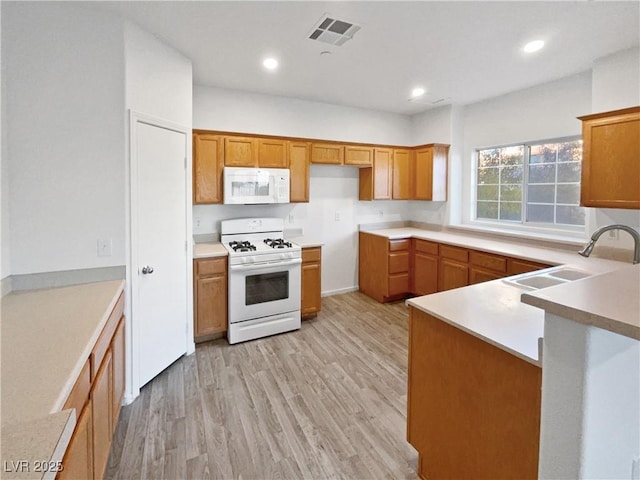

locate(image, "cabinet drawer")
[[302, 247, 321, 263], [389, 239, 410, 252], [440, 244, 469, 263], [470, 251, 507, 273], [389, 252, 409, 274], [196, 257, 226, 276], [388, 273, 410, 296], [414, 239, 438, 256], [63, 358, 91, 417], [91, 292, 124, 379]]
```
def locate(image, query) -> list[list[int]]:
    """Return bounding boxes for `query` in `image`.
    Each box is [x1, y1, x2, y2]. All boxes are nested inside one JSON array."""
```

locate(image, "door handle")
[[141, 265, 154, 275]]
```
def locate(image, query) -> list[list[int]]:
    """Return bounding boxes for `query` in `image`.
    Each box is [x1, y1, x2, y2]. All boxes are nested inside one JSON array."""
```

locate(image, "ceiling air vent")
[[308, 14, 361, 46]]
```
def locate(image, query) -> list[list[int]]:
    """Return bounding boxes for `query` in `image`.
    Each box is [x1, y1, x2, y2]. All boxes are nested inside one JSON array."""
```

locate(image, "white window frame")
[[470, 135, 588, 240]]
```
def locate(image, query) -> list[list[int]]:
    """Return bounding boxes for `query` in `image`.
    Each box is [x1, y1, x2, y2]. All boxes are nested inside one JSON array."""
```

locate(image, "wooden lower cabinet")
[[194, 257, 228, 340], [92, 350, 113, 480], [359, 233, 553, 302], [58, 399, 93, 480], [301, 247, 322, 317], [408, 307, 541, 479], [59, 292, 125, 480]]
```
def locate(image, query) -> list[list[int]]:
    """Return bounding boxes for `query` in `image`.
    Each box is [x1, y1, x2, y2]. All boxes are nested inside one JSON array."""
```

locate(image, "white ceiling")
[[96, 1, 639, 115]]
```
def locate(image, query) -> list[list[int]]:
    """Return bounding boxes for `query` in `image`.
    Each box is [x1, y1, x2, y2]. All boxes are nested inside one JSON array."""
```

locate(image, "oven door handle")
[[229, 258, 302, 271]]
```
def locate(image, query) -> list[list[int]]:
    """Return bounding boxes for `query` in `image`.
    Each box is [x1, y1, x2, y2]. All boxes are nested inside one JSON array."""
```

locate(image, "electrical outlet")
[[97, 238, 112, 257], [608, 229, 619, 240], [194, 217, 201, 228], [632, 456, 640, 480], [335, 211, 341, 222], [288, 213, 294, 223]]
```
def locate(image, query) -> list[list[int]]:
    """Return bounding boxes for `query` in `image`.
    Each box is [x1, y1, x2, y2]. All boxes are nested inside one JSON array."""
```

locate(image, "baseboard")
[[1, 276, 13, 297], [321, 286, 359, 297]]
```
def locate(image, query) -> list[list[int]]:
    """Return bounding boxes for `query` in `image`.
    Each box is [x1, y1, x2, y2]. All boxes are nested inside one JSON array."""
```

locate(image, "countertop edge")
[[51, 280, 125, 413], [406, 299, 541, 367]]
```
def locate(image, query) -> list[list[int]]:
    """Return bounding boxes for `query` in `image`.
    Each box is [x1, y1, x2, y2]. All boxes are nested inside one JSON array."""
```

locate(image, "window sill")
[[450, 222, 587, 247]]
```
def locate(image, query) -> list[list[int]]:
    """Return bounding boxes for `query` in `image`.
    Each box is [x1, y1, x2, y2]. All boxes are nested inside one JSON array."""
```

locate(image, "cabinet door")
[[59, 400, 93, 480], [301, 247, 322, 316], [373, 148, 392, 200], [92, 350, 113, 480], [111, 318, 125, 432], [413, 252, 438, 295], [311, 143, 344, 164], [224, 136, 258, 167], [196, 274, 227, 336], [392, 149, 411, 199], [580, 107, 640, 209], [438, 259, 469, 291], [469, 267, 502, 285], [414, 147, 434, 200], [345, 145, 373, 166], [193, 133, 223, 204], [258, 138, 288, 168], [507, 258, 551, 275], [288, 142, 310, 202]]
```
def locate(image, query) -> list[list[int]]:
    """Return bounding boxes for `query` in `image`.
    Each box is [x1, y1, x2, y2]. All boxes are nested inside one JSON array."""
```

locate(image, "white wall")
[[590, 47, 640, 252], [540, 313, 640, 479], [193, 86, 415, 294], [2, 2, 126, 275], [460, 71, 593, 231]]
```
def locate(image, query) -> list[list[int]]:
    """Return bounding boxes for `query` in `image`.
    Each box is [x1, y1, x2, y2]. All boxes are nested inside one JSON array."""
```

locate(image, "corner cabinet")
[[579, 106, 640, 209], [59, 292, 125, 480], [288, 141, 311, 203], [193, 257, 228, 341], [413, 144, 449, 201], [301, 247, 322, 317], [359, 148, 392, 201]]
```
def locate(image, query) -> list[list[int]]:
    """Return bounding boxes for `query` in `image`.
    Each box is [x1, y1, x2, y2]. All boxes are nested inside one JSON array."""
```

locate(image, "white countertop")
[[193, 242, 228, 258], [373, 228, 631, 366], [286, 235, 324, 248], [522, 264, 640, 340]]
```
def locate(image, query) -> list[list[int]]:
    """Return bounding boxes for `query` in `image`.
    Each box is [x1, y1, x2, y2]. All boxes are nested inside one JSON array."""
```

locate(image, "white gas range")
[[221, 218, 301, 344]]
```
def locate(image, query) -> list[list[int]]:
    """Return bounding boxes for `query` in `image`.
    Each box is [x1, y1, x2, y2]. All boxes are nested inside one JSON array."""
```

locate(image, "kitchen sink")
[[503, 266, 593, 290]]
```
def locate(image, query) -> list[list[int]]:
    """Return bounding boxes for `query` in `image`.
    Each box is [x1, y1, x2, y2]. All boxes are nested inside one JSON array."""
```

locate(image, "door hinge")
[[184, 157, 187, 169]]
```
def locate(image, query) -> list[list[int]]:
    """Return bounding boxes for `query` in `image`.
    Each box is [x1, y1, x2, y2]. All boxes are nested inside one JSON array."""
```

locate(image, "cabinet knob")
[[141, 265, 154, 275]]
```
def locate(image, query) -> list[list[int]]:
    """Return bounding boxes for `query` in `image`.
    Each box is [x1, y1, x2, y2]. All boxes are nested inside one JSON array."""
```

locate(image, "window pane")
[[556, 184, 580, 205], [528, 184, 555, 203], [556, 206, 585, 225], [500, 202, 521, 221], [529, 164, 556, 183], [557, 162, 581, 182], [527, 204, 554, 223], [478, 149, 500, 167], [501, 185, 522, 201], [530, 144, 557, 164], [477, 201, 498, 219], [558, 141, 582, 163], [501, 166, 523, 184], [477, 185, 499, 201], [478, 167, 499, 185], [500, 146, 524, 166]]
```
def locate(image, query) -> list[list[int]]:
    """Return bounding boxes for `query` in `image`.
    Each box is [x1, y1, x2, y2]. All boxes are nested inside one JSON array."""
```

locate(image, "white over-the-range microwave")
[[223, 167, 290, 204]]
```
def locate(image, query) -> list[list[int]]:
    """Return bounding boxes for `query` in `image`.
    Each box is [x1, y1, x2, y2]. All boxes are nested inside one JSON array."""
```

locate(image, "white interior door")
[[134, 119, 188, 387]]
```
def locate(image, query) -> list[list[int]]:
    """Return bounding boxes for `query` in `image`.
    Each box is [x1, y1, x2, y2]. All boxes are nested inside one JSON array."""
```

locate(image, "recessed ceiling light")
[[411, 87, 426, 98], [263, 58, 278, 71], [523, 40, 545, 53]]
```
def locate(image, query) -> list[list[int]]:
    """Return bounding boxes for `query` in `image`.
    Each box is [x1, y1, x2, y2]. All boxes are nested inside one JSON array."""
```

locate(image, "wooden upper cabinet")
[[359, 147, 392, 201], [193, 133, 223, 204], [224, 136, 259, 167], [579, 106, 640, 209], [345, 145, 373, 166], [258, 138, 288, 168], [414, 144, 449, 201], [311, 143, 344, 164], [393, 149, 412, 199], [288, 141, 310, 202]]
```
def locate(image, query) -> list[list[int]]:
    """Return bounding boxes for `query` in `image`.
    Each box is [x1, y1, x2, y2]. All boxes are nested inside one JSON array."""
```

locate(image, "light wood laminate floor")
[[105, 292, 418, 479]]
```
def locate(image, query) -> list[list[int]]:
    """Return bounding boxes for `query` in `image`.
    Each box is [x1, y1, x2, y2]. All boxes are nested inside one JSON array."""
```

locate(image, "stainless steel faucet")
[[578, 224, 640, 264]]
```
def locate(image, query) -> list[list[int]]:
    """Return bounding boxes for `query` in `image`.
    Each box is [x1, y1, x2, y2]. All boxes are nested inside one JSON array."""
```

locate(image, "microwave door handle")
[[230, 258, 302, 271]]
